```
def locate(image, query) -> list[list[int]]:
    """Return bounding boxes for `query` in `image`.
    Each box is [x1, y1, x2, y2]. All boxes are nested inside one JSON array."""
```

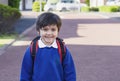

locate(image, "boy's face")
[[39, 25, 58, 45]]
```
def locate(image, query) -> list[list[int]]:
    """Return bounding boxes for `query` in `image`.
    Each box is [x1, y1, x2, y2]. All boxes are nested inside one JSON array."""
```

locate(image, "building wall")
[[25, 0, 33, 9], [0, 0, 8, 5], [80, 0, 86, 3], [90, 0, 97, 7], [90, 0, 105, 7], [97, 0, 104, 6]]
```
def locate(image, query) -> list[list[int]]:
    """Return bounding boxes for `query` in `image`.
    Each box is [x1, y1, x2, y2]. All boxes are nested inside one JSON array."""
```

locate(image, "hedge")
[[8, 0, 20, 9], [32, 1, 46, 12], [99, 6, 120, 12], [0, 4, 21, 34]]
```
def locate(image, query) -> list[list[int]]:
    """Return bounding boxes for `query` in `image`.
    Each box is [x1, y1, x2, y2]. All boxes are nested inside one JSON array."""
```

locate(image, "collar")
[[38, 38, 58, 48]]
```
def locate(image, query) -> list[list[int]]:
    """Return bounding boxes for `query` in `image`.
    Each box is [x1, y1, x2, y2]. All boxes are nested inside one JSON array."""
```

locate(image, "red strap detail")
[[36, 41, 39, 52], [56, 40, 62, 62], [30, 41, 38, 55]]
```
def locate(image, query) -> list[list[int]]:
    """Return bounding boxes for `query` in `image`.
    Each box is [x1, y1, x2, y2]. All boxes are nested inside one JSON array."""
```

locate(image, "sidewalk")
[[95, 12, 120, 20]]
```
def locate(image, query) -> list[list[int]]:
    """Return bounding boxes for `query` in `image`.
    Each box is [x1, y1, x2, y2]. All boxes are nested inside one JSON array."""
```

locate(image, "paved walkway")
[[0, 11, 120, 81]]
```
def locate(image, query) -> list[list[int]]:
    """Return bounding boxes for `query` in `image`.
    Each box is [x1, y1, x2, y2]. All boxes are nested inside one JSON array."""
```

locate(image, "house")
[[20, 0, 47, 10], [20, 0, 82, 10], [80, 0, 86, 3], [90, 0, 107, 7], [20, 0, 107, 10], [0, 0, 109, 10], [19, 0, 33, 10], [0, 0, 8, 5]]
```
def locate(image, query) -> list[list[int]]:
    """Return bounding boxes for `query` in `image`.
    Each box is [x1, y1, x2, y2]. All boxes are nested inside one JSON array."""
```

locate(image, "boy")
[[20, 12, 76, 81]]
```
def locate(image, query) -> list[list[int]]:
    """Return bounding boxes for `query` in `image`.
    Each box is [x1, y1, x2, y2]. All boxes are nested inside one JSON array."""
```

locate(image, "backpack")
[[30, 36, 66, 65]]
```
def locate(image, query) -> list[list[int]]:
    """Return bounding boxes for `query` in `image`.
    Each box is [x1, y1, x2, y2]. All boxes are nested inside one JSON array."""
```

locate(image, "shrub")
[[0, 4, 21, 34], [85, 0, 90, 6], [32, 1, 46, 12], [99, 6, 119, 12], [8, 0, 20, 9], [81, 6, 90, 12], [90, 7, 99, 12], [115, 6, 120, 12], [32, 1, 40, 12], [41, 1, 46, 11]]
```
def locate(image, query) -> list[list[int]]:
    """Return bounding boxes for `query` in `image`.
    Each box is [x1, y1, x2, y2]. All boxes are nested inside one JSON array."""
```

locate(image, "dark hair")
[[36, 12, 62, 32]]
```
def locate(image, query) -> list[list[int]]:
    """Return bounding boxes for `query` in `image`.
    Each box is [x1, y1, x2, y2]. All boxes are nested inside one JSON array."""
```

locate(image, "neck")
[[41, 38, 53, 46]]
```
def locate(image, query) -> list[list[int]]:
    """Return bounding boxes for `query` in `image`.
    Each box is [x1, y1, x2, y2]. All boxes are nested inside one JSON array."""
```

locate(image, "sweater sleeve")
[[20, 46, 33, 81], [63, 48, 76, 81]]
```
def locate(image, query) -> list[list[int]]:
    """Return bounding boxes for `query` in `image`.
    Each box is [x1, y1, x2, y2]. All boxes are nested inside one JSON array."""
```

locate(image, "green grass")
[[0, 34, 18, 39], [0, 34, 18, 47], [0, 44, 4, 47]]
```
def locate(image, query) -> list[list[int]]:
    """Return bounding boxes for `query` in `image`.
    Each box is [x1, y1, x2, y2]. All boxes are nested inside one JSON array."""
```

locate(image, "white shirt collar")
[[38, 38, 58, 48]]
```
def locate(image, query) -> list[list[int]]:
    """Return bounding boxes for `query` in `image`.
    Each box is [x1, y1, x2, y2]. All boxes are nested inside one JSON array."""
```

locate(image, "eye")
[[51, 28, 57, 32], [42, 28, 48, 32]]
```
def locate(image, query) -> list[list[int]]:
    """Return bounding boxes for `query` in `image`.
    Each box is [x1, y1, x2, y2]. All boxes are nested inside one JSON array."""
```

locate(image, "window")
[[61, 0, 74, 3]]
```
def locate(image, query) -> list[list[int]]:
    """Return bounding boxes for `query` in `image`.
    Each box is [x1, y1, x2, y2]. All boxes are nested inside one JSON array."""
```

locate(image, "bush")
[[0, 4, 21, 34], [81, 6, 90, 12], [90, 7, 99, 12], [32, 1, 46, 12], [99, 6, 119, 12], [85, 0, 90, 6], [114, 6, 120, 12], [32, 1, 40, 12], [8, 0, 20, 9], [41, 1, 46, 11]]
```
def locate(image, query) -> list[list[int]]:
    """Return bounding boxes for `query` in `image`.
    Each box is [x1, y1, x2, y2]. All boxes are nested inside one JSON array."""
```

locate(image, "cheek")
[[39, 30, 44, 36], [55, 31, 58, 37]]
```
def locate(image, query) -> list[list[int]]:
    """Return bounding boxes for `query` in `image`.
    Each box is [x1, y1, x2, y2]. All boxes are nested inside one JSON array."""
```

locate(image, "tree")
[[8, 0, 20, 9], [85, 0, 90, 6]]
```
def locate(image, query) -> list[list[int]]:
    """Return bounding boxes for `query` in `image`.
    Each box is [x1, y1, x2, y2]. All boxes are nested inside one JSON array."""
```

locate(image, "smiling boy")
[[20, 12, 76, 81]]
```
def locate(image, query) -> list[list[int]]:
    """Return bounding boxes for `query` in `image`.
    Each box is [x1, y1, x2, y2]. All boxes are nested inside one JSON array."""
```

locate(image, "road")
[[59, 12, 120, 81]]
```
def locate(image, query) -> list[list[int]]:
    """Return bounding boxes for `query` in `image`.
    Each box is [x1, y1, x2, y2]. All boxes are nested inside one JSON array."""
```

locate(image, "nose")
[[46, 30, 52, 35]]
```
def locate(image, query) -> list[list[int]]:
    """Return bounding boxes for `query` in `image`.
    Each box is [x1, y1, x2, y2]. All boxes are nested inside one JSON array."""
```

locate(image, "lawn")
[[0, 34, 17, 39], [0, 44, 4, 47], [0, 34, 18, 47]]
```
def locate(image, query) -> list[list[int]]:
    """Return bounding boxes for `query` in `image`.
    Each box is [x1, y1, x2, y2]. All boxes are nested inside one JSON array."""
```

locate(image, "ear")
[[37, 31, 40, 35]]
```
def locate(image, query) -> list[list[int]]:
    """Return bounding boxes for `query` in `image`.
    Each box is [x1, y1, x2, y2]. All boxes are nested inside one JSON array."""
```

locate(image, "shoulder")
[[24, 46, 31, 56]]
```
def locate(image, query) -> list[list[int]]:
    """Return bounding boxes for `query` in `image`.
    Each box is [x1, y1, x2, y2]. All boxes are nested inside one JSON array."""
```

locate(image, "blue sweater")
[[20, 46, 76, 81]]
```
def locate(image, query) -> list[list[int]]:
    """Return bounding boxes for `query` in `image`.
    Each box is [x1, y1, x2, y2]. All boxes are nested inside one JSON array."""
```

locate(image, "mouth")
[[45, 36, 54, 38], [43, 38, 54, 45]]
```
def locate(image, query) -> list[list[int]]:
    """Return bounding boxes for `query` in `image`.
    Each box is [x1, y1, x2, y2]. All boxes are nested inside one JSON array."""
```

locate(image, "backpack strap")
[[30, 36, 40, 62], [30, 36, 66, 63], [56, 37, 66, 63]]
